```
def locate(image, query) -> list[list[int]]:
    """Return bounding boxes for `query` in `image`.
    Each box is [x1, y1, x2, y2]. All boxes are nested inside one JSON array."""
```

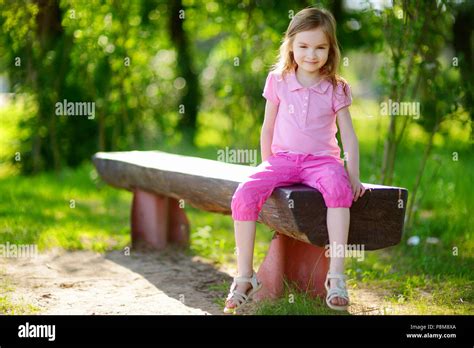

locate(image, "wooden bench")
[[92, 150, 408, 301]]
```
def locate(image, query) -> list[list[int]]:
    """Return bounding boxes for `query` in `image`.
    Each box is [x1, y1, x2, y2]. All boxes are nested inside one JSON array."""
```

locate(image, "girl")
[[224, 7, 366, 314]]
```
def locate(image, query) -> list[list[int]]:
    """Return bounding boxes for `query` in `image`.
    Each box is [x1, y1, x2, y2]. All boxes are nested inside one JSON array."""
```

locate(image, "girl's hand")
[[348, 175, 366, 202]]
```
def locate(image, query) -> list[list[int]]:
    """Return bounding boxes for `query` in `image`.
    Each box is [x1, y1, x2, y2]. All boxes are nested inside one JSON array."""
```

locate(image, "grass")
[[0, 268, 40, 315], [0, 296, 40, 315], [344, 247, 473, 315], [208, 277, 347, 315], [254, 280, 349, 315], [0, 165, 131, 252]]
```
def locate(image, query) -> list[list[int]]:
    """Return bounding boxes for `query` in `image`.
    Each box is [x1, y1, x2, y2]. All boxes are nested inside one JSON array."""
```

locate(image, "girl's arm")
[[337, 107, 366, 202], [260, 100, 279, 162]]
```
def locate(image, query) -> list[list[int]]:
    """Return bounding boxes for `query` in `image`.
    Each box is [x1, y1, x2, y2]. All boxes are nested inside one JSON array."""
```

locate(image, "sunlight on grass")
[[0, 164, 131, 252], [255, 280, 348, 315], [187, 207, 273, 268], [0, 296, 40, 315], [0, 269, 40, 315]]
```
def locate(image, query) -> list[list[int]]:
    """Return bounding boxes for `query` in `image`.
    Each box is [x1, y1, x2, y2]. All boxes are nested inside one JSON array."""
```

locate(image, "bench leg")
[[168, 197, 190, 245], [254, 232, 329, 301], [131, 189, 190, 250]]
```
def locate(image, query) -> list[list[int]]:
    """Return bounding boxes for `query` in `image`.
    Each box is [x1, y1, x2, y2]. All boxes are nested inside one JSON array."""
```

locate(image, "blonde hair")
[[270, 6, 347, 92]]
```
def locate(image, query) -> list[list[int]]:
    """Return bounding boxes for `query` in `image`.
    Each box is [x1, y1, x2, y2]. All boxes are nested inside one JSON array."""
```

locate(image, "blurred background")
[[0, 0, 472, 314]]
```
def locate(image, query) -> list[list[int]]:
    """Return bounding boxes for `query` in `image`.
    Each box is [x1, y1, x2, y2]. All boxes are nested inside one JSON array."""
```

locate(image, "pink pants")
[[231, 152, 353, 221]]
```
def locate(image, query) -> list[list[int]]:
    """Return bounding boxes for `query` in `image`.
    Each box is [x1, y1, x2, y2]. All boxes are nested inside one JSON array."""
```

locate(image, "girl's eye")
[[299, 46, 327, 49]]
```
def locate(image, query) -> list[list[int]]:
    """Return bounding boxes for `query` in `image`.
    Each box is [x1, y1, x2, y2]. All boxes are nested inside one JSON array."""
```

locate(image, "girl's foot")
[[223, 271, 262, 314], [324, 272, 349, 311], [329, 279, 349, 306], [224, 282, 252, 309]]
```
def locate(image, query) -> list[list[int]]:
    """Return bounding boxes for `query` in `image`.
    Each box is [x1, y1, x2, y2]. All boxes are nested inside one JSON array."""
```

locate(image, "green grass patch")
[[254, 280, 349, 315], [0, 165, 131, 252], [0, 269, 40, 315], [0, 296, 40, 315]]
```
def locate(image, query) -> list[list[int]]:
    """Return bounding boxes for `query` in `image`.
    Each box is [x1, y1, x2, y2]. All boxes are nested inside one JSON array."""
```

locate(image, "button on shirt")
[[262, 69, 352, 164]]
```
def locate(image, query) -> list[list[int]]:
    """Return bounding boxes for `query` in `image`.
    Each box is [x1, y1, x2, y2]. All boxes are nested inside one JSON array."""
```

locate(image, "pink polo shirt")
[[262, 69, 352, 165]]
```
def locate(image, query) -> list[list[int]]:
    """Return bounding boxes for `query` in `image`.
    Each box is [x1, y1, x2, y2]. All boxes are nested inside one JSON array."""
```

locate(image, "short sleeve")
[[262, 72, 280, 105], [332, 81, 352, 113]]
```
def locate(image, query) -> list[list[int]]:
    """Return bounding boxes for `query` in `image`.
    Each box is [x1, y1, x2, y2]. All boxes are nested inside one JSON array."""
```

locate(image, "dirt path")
[[0, 248, 233, 315], [0, 249, 395, 315]]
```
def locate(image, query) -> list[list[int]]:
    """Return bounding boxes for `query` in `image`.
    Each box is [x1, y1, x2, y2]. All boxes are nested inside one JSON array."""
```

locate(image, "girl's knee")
[[231, 183, 260, 220], [321, 182, 353, 208]]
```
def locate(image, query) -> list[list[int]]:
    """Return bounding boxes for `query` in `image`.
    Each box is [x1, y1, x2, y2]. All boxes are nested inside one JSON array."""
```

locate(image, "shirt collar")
[[287, 70, 331, 94]]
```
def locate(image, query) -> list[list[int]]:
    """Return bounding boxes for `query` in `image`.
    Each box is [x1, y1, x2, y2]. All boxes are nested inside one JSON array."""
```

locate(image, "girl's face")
[[291, 28, 330, 74]]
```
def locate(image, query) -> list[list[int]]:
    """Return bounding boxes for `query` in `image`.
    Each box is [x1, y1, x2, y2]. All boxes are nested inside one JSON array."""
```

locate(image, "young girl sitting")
[[224, 7, 366, 314]]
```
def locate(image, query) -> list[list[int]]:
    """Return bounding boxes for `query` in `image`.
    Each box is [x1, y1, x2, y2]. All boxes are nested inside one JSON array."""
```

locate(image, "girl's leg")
[[226, 154, 300, 309], [299, 156, 353, 307], [327, 207, 350, 306], [225, 220, 257, 309], [234, 220, 257, 277]]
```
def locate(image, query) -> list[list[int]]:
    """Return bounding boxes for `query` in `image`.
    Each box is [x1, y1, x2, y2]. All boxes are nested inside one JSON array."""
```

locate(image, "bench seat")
[[92, 150, 408, 250]]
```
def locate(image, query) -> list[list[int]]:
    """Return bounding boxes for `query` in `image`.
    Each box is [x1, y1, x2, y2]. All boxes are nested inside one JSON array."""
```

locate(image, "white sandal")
[[325, 272, 350, 311], [223, 271, 262, 314]]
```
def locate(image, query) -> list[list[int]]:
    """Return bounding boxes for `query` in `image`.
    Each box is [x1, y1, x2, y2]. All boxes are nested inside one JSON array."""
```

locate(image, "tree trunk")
[[169, 0, 201, 146]]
